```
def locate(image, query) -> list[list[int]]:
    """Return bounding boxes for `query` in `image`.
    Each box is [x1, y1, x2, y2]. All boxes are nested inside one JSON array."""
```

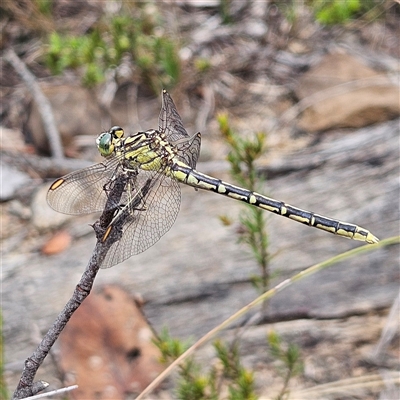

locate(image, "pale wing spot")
[[50, 178, 65, 191]]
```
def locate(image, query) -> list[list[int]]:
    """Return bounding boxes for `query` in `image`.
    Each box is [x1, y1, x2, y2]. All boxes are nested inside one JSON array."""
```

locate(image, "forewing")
[[100, 170, 181, 268], [47, 157, 120, 215]]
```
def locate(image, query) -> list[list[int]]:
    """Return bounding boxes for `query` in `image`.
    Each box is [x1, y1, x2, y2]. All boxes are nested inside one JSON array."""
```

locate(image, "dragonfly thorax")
[[121, 129, 177, 172]]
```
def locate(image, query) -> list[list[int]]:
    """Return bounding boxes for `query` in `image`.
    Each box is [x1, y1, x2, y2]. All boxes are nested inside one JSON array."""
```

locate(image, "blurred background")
[[1, 1, 399, 399]]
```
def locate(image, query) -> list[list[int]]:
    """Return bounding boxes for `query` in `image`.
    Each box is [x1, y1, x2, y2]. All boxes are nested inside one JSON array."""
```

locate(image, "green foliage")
[[154, 329, 303, 399], [156, 327, 192, 362], [267, 331, 303, 400], [217, 113, 270, 295], [154, 330, 257, 399], [214, 340, 257, 400], [194, 57, 212, 74], [44, 7, 180, 91], [219, 0, 234, 25], [154, 329, 209, 399], [310, 0, 376, 25], [35, 0, 52, 16], [275, 0, 380, 26]]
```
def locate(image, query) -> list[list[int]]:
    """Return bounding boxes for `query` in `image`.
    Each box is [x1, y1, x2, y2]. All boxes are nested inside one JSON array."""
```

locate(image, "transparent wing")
[[47, 155, 122, 215], [175, 132, 201, 169], [159, 90, 189, 143], [159, 90, 201, 168], [101, 169, 181, 268]]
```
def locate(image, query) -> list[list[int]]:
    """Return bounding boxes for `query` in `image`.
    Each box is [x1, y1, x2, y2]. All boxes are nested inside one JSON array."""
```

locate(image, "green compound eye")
[[96, 132, 114, 157]]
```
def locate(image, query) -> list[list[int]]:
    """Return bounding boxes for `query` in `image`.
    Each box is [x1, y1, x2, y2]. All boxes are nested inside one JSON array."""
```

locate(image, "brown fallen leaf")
[[58, 285, 165, 399], [41, 230, 72, 255]]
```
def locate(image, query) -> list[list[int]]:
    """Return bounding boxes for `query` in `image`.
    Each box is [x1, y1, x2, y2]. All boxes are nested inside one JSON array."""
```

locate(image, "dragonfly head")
[[96, 126, 125, 157]]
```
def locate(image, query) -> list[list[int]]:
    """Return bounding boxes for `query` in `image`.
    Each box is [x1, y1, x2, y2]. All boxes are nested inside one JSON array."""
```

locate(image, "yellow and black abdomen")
[[171, 160, 378, 244]]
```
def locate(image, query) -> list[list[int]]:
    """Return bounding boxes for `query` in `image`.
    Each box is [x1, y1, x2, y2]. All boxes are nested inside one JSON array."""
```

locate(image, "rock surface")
[[295, 53, 400, 132], [2, 3, 399, 398], [3, 119, 399, 397], [0, 163, 31, 201]]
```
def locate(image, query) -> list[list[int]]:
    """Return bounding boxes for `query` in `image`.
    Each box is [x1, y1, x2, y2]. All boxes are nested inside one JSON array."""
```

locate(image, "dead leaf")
[[58, 285, 164, 399], [41, 230, 71, 255]]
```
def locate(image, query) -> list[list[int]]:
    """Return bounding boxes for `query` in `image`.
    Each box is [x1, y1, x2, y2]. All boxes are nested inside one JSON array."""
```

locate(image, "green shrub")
[[310, 0, 377, 25], [44, 7, 180, 91]]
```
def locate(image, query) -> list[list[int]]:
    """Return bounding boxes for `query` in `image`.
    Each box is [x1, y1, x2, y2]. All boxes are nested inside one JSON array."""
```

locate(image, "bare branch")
[[21, 385, 77, 400], [12, 175, 128, 399], [3, 48, 64, 160], [1, 150, 92, 178]]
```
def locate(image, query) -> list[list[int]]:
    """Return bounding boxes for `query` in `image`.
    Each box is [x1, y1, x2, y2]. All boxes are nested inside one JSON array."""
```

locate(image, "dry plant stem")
[[293, 371, 400, 397], [22, 385, 78, 400], [3, 48, 64, 160], [136, 236, 399, 399], [12, 175, 128, 399], [0, 150, 92, 178], [372, 291, 400, 360]]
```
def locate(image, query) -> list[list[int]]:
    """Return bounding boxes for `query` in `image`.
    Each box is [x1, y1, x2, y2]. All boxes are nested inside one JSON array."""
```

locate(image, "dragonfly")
[[47, 90, 379, 268]]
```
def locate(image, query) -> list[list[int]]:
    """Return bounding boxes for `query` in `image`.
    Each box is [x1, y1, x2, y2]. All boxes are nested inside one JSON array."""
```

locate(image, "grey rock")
[[0, 163, 31, 201], [30, 184, 71, 230]]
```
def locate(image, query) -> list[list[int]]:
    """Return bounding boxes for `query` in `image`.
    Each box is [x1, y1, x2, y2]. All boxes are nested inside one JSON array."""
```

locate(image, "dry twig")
[[12, 173, 129, 399], [4, 48, 64, 160]]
